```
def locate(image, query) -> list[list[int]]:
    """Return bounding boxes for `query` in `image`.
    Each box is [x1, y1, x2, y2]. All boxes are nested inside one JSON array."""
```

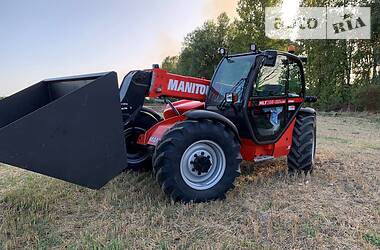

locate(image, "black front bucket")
[[0, 72, 128, 189]]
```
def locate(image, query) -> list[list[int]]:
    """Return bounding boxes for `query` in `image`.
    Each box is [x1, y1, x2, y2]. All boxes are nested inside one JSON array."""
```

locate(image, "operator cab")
[[206, 45, 306, 144]]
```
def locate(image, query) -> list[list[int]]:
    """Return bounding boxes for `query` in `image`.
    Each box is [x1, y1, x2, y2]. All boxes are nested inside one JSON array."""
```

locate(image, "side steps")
[[254, 155, 275, 162]]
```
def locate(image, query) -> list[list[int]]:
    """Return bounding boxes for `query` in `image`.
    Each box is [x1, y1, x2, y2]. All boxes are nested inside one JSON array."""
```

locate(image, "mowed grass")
[[0, 113, 380, 249]]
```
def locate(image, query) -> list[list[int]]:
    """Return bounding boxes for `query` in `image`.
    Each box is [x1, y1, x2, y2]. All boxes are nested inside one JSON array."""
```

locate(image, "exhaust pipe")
[[0, 72, 128, 189]]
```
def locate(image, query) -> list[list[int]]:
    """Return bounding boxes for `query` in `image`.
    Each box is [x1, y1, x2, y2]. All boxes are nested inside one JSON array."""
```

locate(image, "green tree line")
[[162, 0, 380, 111]]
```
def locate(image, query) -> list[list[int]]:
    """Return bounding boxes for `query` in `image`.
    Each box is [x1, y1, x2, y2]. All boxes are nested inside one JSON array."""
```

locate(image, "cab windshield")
[[206, 54, 256, 106]]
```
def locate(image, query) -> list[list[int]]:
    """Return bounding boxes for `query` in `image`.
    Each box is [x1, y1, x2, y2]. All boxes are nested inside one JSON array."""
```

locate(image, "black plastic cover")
[[0, 72, 128, 189], [119, 70, 152, 124]]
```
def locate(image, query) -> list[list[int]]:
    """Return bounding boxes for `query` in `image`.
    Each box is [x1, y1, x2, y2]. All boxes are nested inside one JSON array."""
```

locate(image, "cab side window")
[[288, 61, 303, 97], [249, 55, 304, 141], [254, 55, 288, 97]]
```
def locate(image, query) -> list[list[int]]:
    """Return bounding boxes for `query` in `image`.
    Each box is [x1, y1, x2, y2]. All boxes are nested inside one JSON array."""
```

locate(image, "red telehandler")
[[0, 45, 317, 202]]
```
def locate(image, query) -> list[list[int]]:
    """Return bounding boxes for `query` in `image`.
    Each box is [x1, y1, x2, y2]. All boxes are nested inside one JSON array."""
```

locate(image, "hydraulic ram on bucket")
[[0, 72, 128, 189]]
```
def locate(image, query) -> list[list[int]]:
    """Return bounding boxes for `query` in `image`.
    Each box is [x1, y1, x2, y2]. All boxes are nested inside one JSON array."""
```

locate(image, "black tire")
[[152, 119, 241, 203], [287, 113, 316, 173], [123, 110, 160, 171]]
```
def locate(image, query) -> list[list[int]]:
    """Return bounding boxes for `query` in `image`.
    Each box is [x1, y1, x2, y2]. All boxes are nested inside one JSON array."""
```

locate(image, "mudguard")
[[184, 109, 240, 141], [300, 107, 316, 115]]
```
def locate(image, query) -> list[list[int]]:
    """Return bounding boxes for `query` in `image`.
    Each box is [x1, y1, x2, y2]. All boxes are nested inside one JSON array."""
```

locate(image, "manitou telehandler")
[[0, 45, 316, 202]]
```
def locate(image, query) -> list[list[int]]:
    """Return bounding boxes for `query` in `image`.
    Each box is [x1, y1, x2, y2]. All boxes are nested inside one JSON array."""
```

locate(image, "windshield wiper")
[[217, 77, 247, 110], [230, 77, 247, 93]]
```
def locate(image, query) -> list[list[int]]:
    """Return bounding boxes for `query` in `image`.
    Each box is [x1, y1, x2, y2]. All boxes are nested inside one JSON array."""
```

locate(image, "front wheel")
[[123, 110, 160, 170], [153, 119, 241, 203]]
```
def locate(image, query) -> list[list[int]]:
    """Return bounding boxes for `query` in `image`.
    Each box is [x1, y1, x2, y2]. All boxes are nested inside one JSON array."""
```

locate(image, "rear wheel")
[[153, 119, 241, 202], [123, 109, 160, 170], [287, 113, 316, 174]]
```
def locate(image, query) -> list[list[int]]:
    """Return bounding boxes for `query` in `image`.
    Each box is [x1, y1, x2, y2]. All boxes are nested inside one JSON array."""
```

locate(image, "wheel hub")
[[124, 127, 150, 164], [191, 153, 212, 175], [180, 140, 226, 190]]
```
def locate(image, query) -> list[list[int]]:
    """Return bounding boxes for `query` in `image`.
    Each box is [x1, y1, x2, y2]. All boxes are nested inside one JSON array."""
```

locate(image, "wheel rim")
[[124, 127, 150, 164], [180, 140, 226, 190]]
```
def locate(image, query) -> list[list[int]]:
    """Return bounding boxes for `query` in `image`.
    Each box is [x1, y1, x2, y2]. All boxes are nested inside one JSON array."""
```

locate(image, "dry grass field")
[[0, 112, 379, 249]]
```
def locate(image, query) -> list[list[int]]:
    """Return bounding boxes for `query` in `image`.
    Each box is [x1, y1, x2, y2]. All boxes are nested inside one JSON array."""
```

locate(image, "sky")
[[0, 0, 238, 96]]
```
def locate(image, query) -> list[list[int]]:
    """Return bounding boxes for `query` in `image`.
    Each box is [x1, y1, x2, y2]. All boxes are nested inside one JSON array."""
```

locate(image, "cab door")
[[248, 54, 304, 143]]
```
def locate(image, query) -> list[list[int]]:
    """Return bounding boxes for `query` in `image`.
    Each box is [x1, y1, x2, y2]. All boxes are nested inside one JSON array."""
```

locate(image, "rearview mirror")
[[263, 50, 277, 67], [305, 96, 317, 103], [299, 56, 308, 64]]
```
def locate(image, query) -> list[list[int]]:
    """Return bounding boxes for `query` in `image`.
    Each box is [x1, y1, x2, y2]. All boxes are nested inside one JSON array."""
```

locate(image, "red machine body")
[[136, 68, 301, 161], [148, 68, 210, 101], [120, 48, 315, 202]]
